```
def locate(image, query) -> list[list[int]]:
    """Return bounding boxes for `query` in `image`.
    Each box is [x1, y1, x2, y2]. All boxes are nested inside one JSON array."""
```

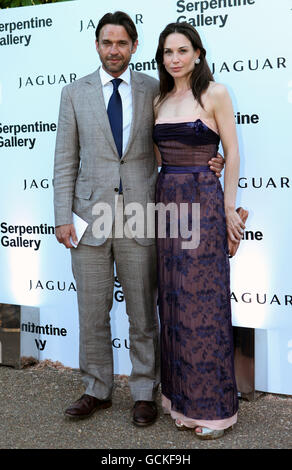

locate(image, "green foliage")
[[0, 0, 73, 8]]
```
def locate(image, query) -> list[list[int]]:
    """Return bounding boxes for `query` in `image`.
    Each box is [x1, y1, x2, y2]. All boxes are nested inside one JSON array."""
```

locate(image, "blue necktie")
[[107, 78, 123, 193], [107, 78, 123, 157]]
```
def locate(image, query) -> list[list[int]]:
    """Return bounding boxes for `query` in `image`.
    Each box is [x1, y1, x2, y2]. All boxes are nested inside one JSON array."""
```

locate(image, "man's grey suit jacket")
[[53, 68, 160, 246]]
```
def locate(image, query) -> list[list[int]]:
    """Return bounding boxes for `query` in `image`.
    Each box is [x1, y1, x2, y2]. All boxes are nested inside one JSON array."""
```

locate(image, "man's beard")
[[101, 56, 130, 75]]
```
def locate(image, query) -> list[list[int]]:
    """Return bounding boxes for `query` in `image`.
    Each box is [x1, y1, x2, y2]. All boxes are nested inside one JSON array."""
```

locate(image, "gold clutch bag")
[[228, 207, 249, 258]]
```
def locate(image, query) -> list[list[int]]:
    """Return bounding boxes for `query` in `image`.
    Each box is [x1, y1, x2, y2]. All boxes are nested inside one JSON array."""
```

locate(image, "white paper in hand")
[[70, 212, 88, 248]]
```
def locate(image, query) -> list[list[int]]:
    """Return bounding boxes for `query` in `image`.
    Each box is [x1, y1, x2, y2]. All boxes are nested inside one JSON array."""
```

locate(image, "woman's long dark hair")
[[155, 22, 214, 107]]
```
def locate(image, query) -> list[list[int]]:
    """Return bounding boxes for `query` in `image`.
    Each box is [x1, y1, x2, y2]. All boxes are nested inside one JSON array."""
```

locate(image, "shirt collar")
[[99, 66, 131, 86]]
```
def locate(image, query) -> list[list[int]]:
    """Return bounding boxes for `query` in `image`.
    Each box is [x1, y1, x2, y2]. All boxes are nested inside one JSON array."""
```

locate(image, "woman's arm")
[[212, 84, 245, 242]]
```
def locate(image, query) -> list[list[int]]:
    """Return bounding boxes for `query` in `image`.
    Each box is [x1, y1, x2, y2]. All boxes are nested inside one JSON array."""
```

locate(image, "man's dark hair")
[[95, 11, 138, 44]]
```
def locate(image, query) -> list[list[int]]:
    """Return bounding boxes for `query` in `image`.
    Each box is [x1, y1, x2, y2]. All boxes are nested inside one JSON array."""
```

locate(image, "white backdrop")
[[0, 0, 291, 394]]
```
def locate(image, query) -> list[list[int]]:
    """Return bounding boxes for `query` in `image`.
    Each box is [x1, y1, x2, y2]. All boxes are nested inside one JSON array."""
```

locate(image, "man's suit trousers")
[[71, 196, 160, 401]]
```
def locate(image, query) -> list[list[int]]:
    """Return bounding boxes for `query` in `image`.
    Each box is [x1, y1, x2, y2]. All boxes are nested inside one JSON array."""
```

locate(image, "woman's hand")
[[225, 208, 245, 243]]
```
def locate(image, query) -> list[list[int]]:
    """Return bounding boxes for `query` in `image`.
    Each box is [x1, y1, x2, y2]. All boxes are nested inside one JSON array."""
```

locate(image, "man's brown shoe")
[[64, 394, 112, 419], [133, 400, 157, 427]]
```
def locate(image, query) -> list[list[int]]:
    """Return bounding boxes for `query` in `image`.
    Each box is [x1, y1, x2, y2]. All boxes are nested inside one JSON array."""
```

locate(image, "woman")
[[153, 22, 244, 439]]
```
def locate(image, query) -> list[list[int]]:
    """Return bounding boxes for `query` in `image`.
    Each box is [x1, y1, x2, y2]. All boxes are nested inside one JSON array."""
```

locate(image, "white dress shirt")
[[99, 66, 132, 155]]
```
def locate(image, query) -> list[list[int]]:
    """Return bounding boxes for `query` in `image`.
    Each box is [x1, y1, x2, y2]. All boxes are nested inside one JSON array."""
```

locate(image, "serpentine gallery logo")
[[0, 222, 55, 251], [0, 121, 57, 150], [21, 321, 67, 352], [79, 0, 257, 31], [0, 17, 53, 47], [175, 0, 256, 28]]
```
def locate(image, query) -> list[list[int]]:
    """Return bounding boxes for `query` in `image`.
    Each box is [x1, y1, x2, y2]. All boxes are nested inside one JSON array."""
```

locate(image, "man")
[[53, 11, 224, 426]]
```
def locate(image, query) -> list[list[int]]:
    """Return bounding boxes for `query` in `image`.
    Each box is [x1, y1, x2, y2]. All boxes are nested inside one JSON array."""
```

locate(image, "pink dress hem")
[[162, 394, 237, 431]]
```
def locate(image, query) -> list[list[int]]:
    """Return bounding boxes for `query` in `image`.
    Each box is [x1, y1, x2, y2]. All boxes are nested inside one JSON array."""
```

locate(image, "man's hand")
[[208, 152, 225, 177], [55, 224, 78, 248]]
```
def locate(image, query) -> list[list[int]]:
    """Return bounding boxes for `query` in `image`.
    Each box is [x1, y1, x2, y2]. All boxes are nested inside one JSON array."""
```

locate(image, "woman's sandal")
[[175, 419, 191, 431], [194, 426, 225, 440], [175, 420, 230, 439]]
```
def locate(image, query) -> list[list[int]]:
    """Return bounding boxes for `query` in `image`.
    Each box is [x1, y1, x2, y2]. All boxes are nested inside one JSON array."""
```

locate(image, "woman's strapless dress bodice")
[[153, 118, 220, 167]]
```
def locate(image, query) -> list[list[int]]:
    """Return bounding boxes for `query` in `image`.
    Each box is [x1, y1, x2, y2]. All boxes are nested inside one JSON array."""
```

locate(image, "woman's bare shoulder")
[[203, 82, 231, 111], [207, 81, 229, 98]]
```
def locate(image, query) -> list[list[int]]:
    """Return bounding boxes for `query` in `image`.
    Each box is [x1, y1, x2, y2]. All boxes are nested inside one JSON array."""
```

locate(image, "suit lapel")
[[84, 68, 146, 159], [122, 70, 145, 159], [84, 69, 120, 157]]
